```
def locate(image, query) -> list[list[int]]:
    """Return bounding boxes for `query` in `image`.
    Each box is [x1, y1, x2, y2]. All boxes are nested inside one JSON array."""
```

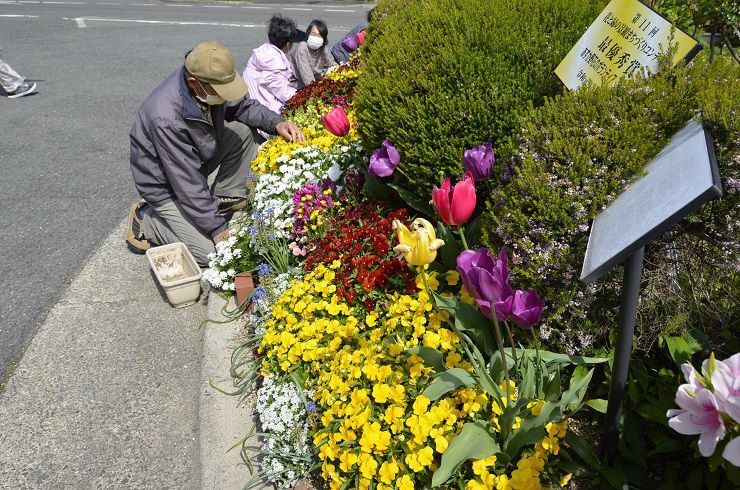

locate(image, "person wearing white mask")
[[290, 20, 337, 89]]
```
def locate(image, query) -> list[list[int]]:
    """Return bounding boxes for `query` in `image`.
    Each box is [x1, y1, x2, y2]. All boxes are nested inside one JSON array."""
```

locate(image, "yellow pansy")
[[416, 271, 440, 290], [397, 475, 415, 490], [378, 460, 400, 484]]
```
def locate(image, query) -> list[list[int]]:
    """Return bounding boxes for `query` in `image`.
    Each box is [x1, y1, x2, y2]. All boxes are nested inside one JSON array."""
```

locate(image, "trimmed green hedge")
[[482, 54, 740, 355], [355, 0, 602, 196]]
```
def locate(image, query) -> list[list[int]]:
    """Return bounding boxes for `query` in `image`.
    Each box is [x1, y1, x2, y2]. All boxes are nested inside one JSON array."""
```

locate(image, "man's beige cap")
[[185, 41, 248, 101]]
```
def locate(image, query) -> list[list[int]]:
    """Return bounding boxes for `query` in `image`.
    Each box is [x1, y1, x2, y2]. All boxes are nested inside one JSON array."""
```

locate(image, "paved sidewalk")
[[0, 219, 206, 487]]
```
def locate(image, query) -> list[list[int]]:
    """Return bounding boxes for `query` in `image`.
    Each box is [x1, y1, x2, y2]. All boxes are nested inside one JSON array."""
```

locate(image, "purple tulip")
[[462, 142, 495, 181], [368, 140, 400, 178], [509, 289, 545, 328], [475, 295, 513, 322], [457, 247, 510, 301], [341, 35, 358, 53]]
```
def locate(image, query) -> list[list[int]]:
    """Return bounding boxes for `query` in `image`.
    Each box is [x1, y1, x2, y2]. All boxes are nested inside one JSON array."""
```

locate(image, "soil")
[[153, 253, 193, 282]]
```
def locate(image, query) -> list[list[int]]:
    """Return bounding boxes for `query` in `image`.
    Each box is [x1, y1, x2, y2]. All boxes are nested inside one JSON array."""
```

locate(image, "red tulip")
[[355, 30, 367, 46], [432, 172, 477, 226], [321, 106, 350, 136]]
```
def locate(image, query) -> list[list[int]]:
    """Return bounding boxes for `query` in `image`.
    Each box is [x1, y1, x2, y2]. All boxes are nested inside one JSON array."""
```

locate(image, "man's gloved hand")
[[276, 121, 306, 143]]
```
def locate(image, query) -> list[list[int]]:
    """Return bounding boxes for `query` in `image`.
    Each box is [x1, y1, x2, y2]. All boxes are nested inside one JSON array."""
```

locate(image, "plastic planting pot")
[[146, 242, 203, 308]]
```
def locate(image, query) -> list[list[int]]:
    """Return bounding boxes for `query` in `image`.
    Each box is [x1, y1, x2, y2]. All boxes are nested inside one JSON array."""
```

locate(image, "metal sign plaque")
[[581, 119, 722, 284]]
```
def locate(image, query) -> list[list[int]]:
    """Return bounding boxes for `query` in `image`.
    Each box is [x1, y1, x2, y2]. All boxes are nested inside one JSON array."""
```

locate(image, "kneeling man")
[[126, 41, 304, 265]]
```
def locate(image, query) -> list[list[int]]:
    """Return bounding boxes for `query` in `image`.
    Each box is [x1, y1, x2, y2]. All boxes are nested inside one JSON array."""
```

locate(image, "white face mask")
[[307, 35, 324, 51], [196, 80, 225, 106]]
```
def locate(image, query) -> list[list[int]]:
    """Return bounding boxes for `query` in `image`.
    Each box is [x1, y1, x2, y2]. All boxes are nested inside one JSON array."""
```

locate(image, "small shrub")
[[355, 0, 602, 197], [482, 54, 739, 355]]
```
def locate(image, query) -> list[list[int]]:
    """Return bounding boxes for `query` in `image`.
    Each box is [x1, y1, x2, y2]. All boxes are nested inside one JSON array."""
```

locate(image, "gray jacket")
[[129, 67, 282, 238]]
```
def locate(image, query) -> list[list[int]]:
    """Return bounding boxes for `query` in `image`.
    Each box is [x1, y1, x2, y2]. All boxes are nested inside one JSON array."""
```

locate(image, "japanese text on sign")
[[555, 0, 699, 90]]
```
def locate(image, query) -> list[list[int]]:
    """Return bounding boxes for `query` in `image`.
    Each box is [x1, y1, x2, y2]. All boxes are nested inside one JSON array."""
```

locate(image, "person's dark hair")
[[268, 14, 297, 49], [306, 19, 329, 47]]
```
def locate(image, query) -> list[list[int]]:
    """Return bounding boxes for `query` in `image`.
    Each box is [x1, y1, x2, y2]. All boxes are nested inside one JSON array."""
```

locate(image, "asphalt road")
[[0, 0, 369, 384]]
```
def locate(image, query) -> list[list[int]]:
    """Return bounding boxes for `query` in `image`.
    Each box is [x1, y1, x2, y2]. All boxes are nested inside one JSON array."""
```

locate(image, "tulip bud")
[[431, 172, 476, 226], [321, 106, 351, 137], [369, 140, 400, 178], [462, 142, 495, 181], [341, 36, 358, 53], [510, 290, 545, 328], [355, 30, 367, 47]]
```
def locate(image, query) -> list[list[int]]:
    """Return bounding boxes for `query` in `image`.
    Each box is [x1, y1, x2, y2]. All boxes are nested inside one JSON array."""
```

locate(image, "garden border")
[[198, 290, 268, 489]]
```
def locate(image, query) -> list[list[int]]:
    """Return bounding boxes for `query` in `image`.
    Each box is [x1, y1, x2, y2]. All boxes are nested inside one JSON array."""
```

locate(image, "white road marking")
[[17, 1, 41, 3], [202, 4, 231, 7], [324, 9, 355, 13], [283, 7, 311, 11], [43, 1, 86, 4], [71, 16, 265, 28], [95, 2, 121, 4], [240, 5, 268, 8], [129, 3, 153, 5], [0, 13, 39, 17], [166, 3, 192, 6]]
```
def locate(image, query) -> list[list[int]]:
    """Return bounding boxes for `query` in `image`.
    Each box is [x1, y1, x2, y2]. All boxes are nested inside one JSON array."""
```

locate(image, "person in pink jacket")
[[243, 15, 307, 115]]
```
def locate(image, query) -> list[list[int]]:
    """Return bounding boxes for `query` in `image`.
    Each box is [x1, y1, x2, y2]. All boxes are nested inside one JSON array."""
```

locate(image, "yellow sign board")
[[555, 0, 700, 90]]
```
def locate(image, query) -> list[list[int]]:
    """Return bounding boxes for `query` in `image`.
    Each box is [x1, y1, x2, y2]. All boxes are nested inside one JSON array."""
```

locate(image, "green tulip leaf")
[[543, 364, 562, 401], [363, 172, 395, 202], [436, 222, 461, 271], [520, 355, 538, 399], [465, 214, 484, 247], [423, 368, 476, 401], [405, 346, 446, 373], [662, 335, 695, 369], [431, 421, 500, 487], [505, 368, 594, 458], [585, 399, 608, 414], [563, 431, 602, 469], [388, 183, 435, 217], [430, 291, 496, 356]]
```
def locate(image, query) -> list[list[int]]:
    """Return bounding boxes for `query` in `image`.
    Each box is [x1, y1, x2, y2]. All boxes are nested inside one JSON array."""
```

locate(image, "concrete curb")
[[198, 290, 267, 489]]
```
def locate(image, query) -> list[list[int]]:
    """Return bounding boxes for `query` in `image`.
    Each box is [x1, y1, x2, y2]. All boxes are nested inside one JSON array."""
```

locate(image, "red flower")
[[303, 203, 417, 308]]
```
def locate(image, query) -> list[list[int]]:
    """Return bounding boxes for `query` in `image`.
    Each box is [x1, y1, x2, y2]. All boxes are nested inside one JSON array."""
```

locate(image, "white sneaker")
[[7, 82, 37, 99]]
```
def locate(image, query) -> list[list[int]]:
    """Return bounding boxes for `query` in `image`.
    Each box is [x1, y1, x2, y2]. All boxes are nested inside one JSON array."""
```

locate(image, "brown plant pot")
[[235, 271, 255, 310]]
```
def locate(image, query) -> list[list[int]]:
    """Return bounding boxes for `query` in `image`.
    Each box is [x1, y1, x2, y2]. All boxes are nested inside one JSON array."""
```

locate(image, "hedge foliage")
[[482, 54, 740, 355], [355, 0, 602, 196]]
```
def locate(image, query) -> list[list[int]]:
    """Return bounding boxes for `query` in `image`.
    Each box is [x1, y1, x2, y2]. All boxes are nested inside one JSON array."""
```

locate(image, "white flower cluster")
[[202, 233, 243, 291], [251, 142, 363, 246], [255, 375, 316, 487]]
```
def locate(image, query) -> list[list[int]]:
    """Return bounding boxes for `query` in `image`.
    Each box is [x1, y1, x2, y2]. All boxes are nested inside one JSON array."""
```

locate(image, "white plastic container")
[[146, 242, 203, 308]]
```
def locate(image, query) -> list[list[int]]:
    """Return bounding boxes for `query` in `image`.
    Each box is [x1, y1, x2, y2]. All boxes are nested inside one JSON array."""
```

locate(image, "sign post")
[[580, 120, 722, 461], [555, 0, 701, 90]]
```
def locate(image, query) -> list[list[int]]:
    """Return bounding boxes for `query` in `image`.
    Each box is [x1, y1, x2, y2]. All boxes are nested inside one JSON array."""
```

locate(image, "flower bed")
[[207, 8, 739, 488]]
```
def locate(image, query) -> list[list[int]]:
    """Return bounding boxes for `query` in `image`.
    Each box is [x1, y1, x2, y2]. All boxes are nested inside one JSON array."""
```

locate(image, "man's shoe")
[[217, 196, 247, 215], [7, 82, 37, 99], [125, 201, 151, 254]]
